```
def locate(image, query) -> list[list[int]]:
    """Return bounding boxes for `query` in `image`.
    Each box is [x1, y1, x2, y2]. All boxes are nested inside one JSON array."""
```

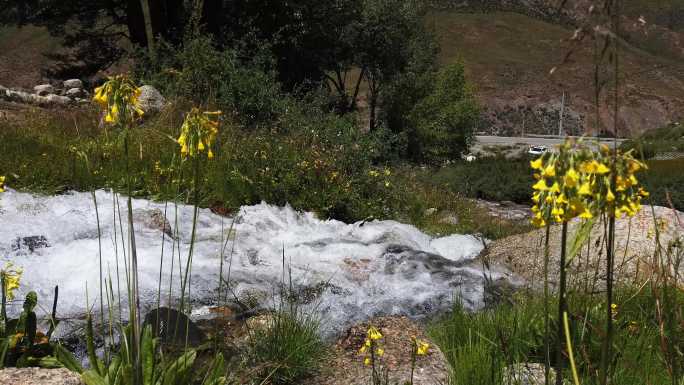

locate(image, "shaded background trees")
[[0, 0, 479, 164]]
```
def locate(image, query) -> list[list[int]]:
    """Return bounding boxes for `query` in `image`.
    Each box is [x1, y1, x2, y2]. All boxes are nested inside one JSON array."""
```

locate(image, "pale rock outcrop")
[[63, 79, 83, 89], [34, 84, 55, 96], [0, 368, 84, 385], [136, 85, 166, 114]]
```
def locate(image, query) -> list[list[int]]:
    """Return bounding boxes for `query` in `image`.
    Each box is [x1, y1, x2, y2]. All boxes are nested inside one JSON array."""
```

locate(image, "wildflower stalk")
[[556, 221, 568, 385], [563, 312, 581, 385], [124, 131, 143, 384], [601, 2, 621, 382], [543, 224, 551, 385]]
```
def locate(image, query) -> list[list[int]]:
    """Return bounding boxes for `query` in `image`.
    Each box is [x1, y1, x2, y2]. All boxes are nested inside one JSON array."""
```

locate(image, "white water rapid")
[[0, 189, 507, 335]]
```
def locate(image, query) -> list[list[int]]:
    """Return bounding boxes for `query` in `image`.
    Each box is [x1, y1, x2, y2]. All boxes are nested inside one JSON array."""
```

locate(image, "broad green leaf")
[[567, 218, 596, 265], [142, 325, 156, 385], [82, 369, 107, 385], [54, 343, 84, 373]]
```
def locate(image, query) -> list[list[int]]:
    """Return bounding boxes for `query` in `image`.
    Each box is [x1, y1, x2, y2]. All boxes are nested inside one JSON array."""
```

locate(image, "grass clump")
[[431, 286, 684, 385], [246, 309, 325, 385]]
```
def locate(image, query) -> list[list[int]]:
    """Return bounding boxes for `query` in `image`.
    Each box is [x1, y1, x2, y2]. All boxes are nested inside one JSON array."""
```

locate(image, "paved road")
[[474, 135, 627, 152]]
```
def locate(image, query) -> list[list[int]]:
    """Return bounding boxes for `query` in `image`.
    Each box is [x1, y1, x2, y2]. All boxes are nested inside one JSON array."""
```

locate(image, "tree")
[[0, 0, 187, 78], [409, 62, 479, 164], [354, 0, 428, 131]]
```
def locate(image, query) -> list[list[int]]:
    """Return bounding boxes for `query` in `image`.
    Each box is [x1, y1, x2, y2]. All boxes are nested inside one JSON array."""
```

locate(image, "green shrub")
[[136, 36, 285, 128], [421, 157, 534, 204], [621, 123, 684, 159]]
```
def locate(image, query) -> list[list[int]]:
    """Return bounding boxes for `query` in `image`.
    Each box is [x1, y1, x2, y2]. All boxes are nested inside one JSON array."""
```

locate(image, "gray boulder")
[[34, 84, 55, 96], [136, 85, 166, 114], [63, 79, 83, 89], [65, 88, 84, 98], [46, 94, 72, 105], [0, 368, 84, 385]]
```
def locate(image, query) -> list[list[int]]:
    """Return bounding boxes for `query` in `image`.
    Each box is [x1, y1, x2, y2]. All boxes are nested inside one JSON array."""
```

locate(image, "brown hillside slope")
[[432, 8, 684, 137]]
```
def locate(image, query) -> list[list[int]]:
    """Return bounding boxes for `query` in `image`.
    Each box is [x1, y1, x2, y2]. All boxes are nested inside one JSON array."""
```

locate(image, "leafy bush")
[[409, 62, 479, 164], [136, 36, 285, 128]]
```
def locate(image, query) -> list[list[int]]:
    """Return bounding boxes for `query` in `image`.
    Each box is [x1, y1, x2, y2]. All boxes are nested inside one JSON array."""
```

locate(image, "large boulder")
[[34, 84, 55, 96], [63, 79, 83, 89], [484, 205, 684, 289], [136, 85, 166, 114], [143, 307, 206, 346], [0, 368, 83, 385]]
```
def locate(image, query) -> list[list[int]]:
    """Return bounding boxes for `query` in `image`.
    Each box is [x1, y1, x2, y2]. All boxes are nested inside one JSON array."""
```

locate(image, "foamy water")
[[0, 189, 502, 335]]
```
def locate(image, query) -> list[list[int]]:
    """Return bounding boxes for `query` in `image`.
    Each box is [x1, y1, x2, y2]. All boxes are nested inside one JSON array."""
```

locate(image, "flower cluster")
[[358, 325, 384, 366], [0, 175, 5, 193], [530, 140, 648, 227], [1, 262, 23, 301], [93, 75, 144, 125], [177, 108, 221, 159]]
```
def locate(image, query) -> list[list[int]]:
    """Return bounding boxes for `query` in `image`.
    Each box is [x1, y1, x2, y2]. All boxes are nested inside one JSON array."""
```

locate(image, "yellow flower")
[[549, 182, 561, 194], [578, 182, 592, 196], [376, 348, 384, 356], [93, 75, 144, 125], [531, 216, 546, 228], [364, 357, 371, 366], [628, 160, 641, 173], [0, 175, 5, 193], [533, 179, 549, 191], [93, 85, 107, 106], [416, 340, 430, 356], [638, 187, 649, 197], [579, 209, 593, 219], [606, 188, 615, 202], [177, 108, 221, 159], [1, 263, 23, 300], [530, 157, 544, 170], [542, 164, 556, 178], [367, 326, 383, 341], [531, 192, 541, 203], [359, 345, 367, 354], [596, 163, 610, 174], [564, 168, 579, 187]]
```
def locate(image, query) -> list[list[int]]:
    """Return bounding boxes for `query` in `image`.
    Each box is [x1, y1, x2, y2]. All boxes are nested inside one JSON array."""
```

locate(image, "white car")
[[528, 146, 548, 156]]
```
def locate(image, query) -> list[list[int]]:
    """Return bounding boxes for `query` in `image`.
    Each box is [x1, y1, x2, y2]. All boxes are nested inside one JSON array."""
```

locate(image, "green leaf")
[[37, 355, 64, 368], [567, 218, 596, 265], [107, 355, 122, 383], [160, 350, 196, 385], [54, 344, 84, 373], [86, 312, 103, 376], [201, 353, 226, 385], [82, 369, 107, 385], [0, 337, 9, 368], [142, 325, 156, 385]]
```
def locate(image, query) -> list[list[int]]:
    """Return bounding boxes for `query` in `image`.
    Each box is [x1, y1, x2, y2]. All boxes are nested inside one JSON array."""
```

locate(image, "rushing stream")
[[0, 189, 510, 336]]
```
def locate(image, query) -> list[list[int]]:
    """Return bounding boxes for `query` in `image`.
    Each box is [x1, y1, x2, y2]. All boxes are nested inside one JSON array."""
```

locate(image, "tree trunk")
[[139, 0, 156, 57]]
